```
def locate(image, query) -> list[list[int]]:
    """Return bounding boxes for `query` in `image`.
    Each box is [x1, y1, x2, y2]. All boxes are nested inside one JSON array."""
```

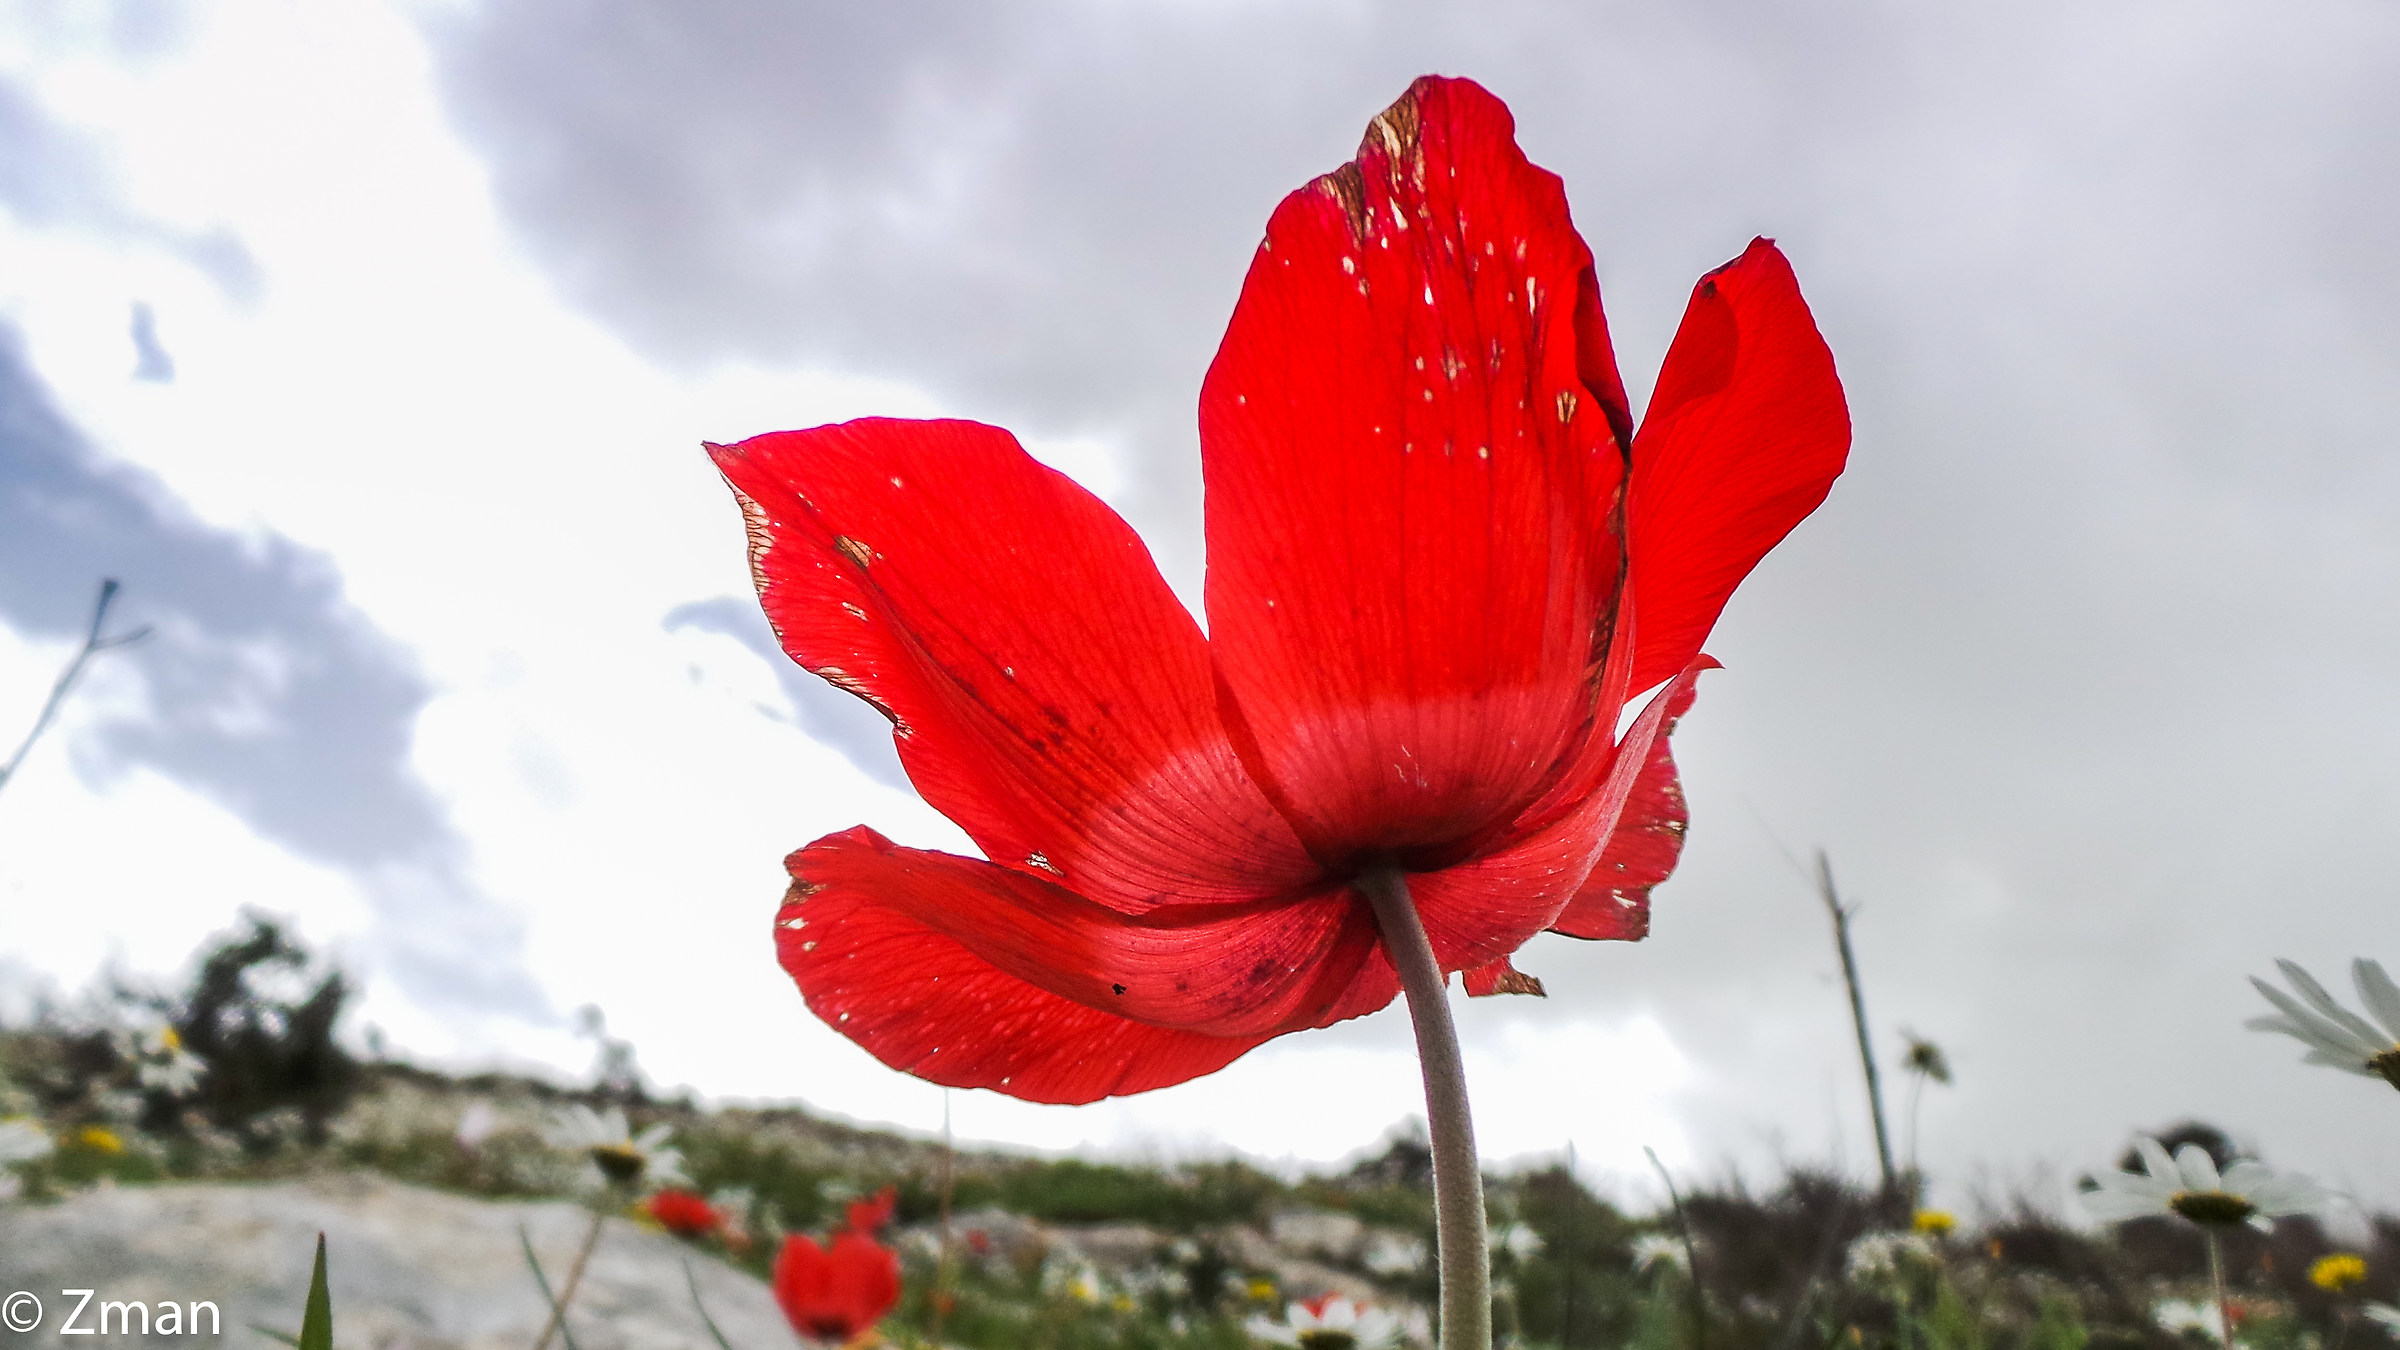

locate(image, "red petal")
[[1549, 679, 1698, 941], [776, 827, 1398, 1104], [774, 1233, 900, 1342], [1462, 956, 1546, 998], [1410, 658, 1713, 973], [1201, 76, 1631, 862], [1626, 240, 1849, 695], [711, 419, 1314, 911]]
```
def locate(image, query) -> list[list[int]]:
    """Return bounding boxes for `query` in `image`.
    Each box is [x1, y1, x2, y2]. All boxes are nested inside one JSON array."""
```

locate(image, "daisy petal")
[[2353, 959, 2400, 1044], [2276, 959, 2391, 1050], [2081, 1188, 2168, 1222], [2135, 1137, 2180, 1183], [2251, 979, 2376, 1059], [2175, 1145, 2222, 1192]]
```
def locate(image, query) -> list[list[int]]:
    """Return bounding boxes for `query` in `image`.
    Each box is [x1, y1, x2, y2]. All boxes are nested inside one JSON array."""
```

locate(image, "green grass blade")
[[684, 1260, 738, 1350], [519, 1223, 583, 1350], [298, 1233, 333, 1350]]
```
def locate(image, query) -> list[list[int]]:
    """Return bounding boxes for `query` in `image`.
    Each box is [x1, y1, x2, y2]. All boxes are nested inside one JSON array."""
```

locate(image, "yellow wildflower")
[[76, 1126, 124, 1155], [1248, 1279, 1278, 1302], [1913, 1209, 1956, 1238], [2311, 1253, 2369, 1293]]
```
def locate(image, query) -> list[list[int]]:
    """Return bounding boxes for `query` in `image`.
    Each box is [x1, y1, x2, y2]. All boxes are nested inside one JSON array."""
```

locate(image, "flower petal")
[[1201, 75, 1631, 861], [2353, 959, 2400, 1044], [2248, 979, 2375, 1060], [776, 827, 1398, 1103], [2276, 958, 2391, 1050], [2175, 1144, 2222, 1192], [1411, 658, 1713, 973], [2081, 1188, 2169, 1222], [1549, 678, 1698, 941], [712, 419, 1314, 912], [1461, 956, 1546, 998], [2134, 1136, 2179, 1183], [1625, 239, 1850, 696]]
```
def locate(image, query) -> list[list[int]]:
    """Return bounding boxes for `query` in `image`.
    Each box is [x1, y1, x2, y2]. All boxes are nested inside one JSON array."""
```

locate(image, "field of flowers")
[[3, 917, 2396, 1350]]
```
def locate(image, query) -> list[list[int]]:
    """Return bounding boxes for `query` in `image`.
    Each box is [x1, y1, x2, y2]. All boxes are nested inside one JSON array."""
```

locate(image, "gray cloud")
[[663, 596, 908, 790], [0, 73, 261, 301], [422, 0, 2400, 1195], [0, 321, 543, 1019], [128, 302, 172, 383]]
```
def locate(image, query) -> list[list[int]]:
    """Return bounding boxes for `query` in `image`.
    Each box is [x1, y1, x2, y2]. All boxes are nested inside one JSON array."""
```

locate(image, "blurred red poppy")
[[644, 1187, 720, 1237], [713, 75, 1848, 1104], [846, 1184, 896, 1234], [774, 1230, 903, 1346]]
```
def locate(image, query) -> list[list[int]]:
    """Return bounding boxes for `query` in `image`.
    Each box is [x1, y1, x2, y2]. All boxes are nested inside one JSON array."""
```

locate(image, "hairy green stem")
[[1359, 865, 1490, 1350], [2206, 1229, 2233, 1350]]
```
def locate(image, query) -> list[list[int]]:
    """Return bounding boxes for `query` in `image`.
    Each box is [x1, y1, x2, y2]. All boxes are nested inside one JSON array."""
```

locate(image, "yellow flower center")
[[590, 1142, 647, 1184], [2168, 1190, 2256, 1226], [2371, 1047, 2400, 1092]]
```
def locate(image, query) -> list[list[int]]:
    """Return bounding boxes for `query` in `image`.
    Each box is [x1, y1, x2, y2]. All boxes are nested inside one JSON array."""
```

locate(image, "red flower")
[[846, 1184, 897, 1235], [644, 1187, 721, 1237], [712, 76, 1848, 1105], [774, 1230, 903, 1346]]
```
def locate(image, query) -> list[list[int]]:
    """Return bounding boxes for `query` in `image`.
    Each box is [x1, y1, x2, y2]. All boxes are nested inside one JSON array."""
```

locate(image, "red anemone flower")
[[711, 75, 1847, 1105], [644, 1187, 721, 1237], [774, 1230, 903, 1347], [845, 1184, 897, 1235]]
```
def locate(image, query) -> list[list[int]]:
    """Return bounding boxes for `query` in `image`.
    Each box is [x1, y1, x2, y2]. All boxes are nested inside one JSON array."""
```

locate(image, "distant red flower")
[[774, 1230, 903, 1347], [965, 1229, 992, 1256], [713, 76, 1848, 1105], [644, 1188, 720, 1237], [845, 1184, 896, 1235]]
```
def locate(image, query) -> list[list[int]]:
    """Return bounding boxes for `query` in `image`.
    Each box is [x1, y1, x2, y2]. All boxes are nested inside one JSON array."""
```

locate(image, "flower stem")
[[534, 1208, 606, 1350], [2206, 1229, 2232, 1350], [1359, 865, 1490, 1350]]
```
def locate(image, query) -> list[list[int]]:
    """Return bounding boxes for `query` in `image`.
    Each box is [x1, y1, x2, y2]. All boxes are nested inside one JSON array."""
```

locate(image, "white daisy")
[[1247, 1295, 1401, 1350], [2248, 959, 2400, 1088], [1845, 1231, 1937, 1281], [454, 1101, 501, 1150], [137, 1049, 205, 1096], [1491, 1222, 1543, 1263], [2083, 1138, 2336, 1232], [1632, 1233, 1690, 1273], [2363, 1302, 2400, 1333], [541, 1104, 686, 1188], [0, 1118, 53, 1166], [2155, 1298, 2229, 1342]]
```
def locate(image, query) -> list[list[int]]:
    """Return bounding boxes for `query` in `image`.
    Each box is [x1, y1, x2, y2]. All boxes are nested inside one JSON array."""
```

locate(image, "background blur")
[[2, 0, 2396, 1211]]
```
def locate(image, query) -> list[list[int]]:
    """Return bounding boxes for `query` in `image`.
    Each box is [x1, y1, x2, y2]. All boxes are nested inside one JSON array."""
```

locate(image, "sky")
[[2, 0, 2398, 1214]]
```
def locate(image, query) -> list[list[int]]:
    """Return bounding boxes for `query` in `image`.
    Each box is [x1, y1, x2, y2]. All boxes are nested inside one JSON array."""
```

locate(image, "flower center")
[[1298, 1332, 1360, 1350], [2371, 1047, 2400, 1091], [590, 1143, 647, 1184], [2168, 1190, 2257, 1226]]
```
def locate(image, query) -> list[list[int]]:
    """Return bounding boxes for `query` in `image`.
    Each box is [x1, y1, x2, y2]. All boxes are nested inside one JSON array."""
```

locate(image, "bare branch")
[[0, 578, 152, 798]]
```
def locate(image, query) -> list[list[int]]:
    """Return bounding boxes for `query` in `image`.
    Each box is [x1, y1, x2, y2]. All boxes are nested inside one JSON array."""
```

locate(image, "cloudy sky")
[[4, 0, 2398, 1211]]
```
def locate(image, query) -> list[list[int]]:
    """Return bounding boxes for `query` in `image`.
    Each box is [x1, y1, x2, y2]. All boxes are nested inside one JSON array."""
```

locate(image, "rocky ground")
[[0, 1174, 791, 1350]]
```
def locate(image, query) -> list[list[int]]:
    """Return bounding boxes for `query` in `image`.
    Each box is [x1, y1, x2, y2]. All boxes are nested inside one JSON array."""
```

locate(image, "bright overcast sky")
[[3, 0, 2398, 1213]]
